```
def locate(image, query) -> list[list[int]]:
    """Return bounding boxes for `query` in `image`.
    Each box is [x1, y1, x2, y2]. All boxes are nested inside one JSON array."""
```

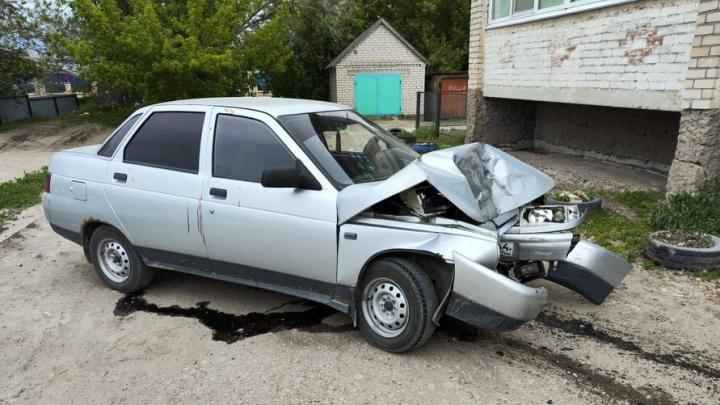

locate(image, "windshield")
[[279, 110, 419, 187]]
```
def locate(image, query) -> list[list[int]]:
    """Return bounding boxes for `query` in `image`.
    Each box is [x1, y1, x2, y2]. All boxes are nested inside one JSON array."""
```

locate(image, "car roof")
[[155, 97, 349, 117]]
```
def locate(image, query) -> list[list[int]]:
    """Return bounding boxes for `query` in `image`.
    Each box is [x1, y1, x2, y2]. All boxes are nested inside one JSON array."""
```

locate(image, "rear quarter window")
[[123, 112, 205, 173], [97, 114, 142, 157]]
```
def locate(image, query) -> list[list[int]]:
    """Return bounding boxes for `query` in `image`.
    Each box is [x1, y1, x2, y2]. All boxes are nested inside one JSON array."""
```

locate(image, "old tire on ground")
[[358, 257, 438, 353], [89, 226, 154, 293], [546, 196, 602, 215], [645, 232, 720, 271]]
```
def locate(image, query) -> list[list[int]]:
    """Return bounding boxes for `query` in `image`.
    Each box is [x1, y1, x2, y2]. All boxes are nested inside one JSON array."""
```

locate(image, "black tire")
[[546, 196, 602, 215], [646, 232, 720, 271], [357, 257, 438, 353], [89, 226, 154, 293]]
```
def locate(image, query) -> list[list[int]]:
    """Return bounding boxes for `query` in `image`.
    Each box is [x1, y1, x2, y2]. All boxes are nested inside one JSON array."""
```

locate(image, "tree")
[[66, 0, 275, 104], [0, 1, 41, 96], [249, 0, 471, 100], [244, 0, 366, 100]]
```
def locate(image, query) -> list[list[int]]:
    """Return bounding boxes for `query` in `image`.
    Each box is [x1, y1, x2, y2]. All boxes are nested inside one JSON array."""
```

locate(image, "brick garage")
[[328, 18, 427, 116], [466, 0, 720, 192]]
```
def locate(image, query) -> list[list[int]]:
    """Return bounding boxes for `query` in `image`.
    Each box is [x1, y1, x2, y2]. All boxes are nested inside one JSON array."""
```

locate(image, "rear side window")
[[97, 114, 142, 157], [124, 112, 205, 173], [213, 114, 295, 182]]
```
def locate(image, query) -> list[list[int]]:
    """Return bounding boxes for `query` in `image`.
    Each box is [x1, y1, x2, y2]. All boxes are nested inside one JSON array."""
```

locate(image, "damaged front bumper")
[[446, 239, 631, 331], [545, 240, 631, 305], [445, 252, 548, 331]]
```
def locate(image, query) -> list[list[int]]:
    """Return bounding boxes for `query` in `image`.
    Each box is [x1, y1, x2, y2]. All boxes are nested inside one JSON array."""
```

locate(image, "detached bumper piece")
[[446, 252, 547, 331], [546, 240, 631, 305]]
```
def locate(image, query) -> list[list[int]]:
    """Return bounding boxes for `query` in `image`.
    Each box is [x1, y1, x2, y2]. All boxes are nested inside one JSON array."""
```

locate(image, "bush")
[[649, 179, 720, 236]]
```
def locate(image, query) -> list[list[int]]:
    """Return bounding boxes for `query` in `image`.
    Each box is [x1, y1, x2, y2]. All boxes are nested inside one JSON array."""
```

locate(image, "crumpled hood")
[[337, 143, 555, 224]]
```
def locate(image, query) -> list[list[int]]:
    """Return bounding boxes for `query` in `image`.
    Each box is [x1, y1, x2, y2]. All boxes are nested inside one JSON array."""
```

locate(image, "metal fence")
[[415, 91, 467, 130], [0, 94, 80, 125]]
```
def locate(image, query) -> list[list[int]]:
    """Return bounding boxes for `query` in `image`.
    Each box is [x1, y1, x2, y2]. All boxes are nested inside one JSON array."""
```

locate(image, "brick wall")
[[467, 0, 486, 91], [332, 24, 426, 115], [483, 0, 698, 111], [682, 0, 720, 108]]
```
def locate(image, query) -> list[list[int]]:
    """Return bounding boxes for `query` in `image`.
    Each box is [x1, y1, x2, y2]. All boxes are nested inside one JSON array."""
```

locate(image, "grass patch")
[[698, 268, 720, 282], [0, 116, 54, 133], [402, 127, 466, 149], [0, 167, 47, 232], [573, 190, 664, 263], [612, 190, 663, 216], [0, 102, 134, 134], [58, 104, 135, 128], [576, 209, 654, 262], [649, 179, 720, 236]]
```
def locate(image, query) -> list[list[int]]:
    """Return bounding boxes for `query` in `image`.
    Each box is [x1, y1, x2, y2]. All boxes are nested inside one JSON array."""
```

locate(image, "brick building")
[[328, 18, 427, 116], [466, 0, 720, 192]]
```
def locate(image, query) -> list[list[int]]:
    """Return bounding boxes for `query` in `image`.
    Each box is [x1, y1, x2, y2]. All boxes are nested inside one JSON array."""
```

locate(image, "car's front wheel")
[[89, 226, 154, 293], [358, 257, 438, 353]]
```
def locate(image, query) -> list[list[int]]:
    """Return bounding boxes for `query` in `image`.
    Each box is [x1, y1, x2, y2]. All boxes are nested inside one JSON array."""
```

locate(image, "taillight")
[[44, 172, 51, 193]]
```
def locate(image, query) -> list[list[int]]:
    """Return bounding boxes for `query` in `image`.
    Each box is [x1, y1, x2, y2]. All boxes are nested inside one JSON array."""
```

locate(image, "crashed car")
[[43, 98, 631, 352]]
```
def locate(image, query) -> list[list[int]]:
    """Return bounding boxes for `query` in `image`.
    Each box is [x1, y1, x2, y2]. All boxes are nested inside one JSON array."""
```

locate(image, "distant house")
[[327, 18, 427, 117]]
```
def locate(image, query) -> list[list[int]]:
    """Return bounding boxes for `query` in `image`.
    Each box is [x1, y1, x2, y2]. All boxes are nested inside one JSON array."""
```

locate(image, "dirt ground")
[[1, 121, 719, 404], [0, 122, 110, 182]]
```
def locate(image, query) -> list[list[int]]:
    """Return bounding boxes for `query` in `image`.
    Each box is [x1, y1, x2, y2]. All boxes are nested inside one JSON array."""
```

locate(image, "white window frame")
[[487, 0, 636, 29]]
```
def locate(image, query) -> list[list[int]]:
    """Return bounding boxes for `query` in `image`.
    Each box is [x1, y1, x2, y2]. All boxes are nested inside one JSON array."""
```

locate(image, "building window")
[[489, 0, 635, 27]]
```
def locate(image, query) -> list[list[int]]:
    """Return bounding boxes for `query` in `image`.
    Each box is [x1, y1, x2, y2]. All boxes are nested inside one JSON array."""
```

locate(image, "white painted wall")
[[481, 0, 698, 111]]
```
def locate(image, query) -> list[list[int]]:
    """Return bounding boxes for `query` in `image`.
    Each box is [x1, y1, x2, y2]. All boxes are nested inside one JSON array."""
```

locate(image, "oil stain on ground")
[[536, 311, 720, 380], [438, 317, 677, 404], [114, 293, 353, 344]]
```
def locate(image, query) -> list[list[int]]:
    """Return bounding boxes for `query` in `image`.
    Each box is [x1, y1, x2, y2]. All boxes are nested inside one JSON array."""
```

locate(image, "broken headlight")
[[520, 205, 580, 226]]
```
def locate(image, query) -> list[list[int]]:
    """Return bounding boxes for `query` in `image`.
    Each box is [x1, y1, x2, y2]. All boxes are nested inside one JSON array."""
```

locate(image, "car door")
[[200, 107, 338, 299], [104, 105, 211, 268]]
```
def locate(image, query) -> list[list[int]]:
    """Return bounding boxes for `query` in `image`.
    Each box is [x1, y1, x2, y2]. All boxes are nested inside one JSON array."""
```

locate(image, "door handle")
[[113, 172, 127, 182], [210, 188, 227, 199]]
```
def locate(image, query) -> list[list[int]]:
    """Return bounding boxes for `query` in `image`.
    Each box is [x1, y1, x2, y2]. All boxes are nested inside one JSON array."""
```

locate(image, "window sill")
[[487, 0, 637, 30]]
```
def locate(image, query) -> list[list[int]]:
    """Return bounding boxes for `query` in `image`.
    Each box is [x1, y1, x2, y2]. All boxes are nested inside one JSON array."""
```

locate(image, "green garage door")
[[354, 73, 402, 116]]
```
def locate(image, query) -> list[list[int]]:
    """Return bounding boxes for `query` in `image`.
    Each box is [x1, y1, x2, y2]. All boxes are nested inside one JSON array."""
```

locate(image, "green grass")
[[401, 127, 466, 150], [0, 116, 54, 133], [698, 268, 720, 282], [649, 179, 720, 236], [575, 190, 663, 262], [612, 190, 663, 216], [0, 167, 48, 232], [568, 188, 720, 285], [0, 102, 134, 134], [576, 209, 654, 263], [58, 104, 135, 128]]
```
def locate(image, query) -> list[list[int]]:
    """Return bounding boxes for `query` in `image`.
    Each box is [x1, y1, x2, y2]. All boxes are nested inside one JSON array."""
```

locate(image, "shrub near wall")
[[650, 180, 720, 236]]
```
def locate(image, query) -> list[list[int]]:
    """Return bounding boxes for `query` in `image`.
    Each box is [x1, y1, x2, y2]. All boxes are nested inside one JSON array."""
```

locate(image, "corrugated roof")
[[326, 18, 429, 68]]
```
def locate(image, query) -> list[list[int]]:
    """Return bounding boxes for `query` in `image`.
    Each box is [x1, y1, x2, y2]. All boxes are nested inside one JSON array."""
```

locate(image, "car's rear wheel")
[[89, 226, 154, 293], [358, 257, 438, 353]]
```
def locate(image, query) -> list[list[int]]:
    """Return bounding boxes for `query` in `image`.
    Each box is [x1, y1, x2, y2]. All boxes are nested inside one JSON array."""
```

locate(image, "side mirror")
[[261, 160, 321, 190]]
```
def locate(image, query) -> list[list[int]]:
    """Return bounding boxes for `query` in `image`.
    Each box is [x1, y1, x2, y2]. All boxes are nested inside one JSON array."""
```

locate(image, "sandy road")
[[1, 219, 718, 404], [1, 120, 719, 404]]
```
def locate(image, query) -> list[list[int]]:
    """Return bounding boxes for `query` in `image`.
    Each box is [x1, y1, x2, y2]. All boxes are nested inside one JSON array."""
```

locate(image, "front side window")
[[97, 113, 142, 157], [124, 112, 204, 173], [213, 114, 296, 182], [279, 110, 418, 187]]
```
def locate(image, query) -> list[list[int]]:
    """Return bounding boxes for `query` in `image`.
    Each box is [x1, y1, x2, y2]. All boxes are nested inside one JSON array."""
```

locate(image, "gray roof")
[[326, 18, 429, 69], [157, 97, 348, 117]]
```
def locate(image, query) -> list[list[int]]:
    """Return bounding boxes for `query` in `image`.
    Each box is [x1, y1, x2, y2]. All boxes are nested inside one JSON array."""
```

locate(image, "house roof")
[[326, 18, 429, 69]]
